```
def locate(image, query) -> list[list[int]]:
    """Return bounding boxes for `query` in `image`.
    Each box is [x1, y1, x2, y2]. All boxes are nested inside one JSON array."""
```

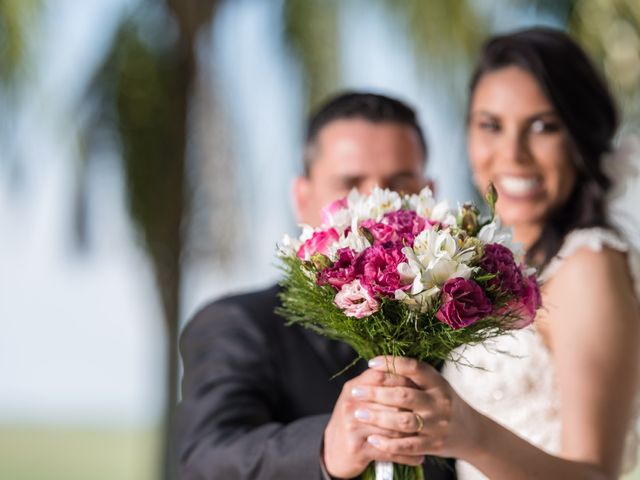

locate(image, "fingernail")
[[367, 435, 381, 446], [368, 358, 382, 368], [351, 387, 366, 398], [354, 409, 370, 420]]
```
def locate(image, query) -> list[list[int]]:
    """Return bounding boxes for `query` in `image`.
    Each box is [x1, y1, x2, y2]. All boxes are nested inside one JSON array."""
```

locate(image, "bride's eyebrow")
[[526, 110, 560, 121]]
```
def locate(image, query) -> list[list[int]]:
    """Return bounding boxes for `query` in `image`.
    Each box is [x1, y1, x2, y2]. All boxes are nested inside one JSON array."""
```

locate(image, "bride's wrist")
[[458, 407, 492, 463]]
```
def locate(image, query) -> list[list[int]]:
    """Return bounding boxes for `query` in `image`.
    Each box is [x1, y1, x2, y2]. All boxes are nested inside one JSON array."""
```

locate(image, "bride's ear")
[[292, 176, 311, 223]]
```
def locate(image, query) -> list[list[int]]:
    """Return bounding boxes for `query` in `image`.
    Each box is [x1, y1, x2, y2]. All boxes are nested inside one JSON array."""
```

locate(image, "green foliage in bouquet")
[[277, 250, 517, 369], [277, 184, 526, 370]]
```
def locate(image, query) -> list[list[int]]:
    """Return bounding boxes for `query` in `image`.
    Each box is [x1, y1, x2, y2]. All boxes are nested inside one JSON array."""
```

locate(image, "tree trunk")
[[157, 31, 195, 480]]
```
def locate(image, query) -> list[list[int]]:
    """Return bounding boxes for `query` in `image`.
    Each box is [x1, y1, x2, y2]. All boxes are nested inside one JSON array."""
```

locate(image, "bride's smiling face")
[[467, 66, 577, 232]]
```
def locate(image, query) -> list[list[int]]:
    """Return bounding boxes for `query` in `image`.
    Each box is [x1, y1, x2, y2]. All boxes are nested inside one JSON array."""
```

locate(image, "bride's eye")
[[530, 119, 560, 134]]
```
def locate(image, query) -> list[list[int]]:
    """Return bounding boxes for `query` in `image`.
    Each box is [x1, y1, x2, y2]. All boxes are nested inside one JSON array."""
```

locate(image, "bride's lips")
[[495, 175, 543, 200]]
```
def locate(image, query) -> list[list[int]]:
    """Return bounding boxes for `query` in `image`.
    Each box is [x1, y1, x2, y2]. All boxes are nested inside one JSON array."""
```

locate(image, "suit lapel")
[[271, 283, 367, 377], [297, 326, 366, 377]]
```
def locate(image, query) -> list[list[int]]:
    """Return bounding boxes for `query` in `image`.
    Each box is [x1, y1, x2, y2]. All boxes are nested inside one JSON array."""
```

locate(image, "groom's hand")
[[323, 368, 425, 478]]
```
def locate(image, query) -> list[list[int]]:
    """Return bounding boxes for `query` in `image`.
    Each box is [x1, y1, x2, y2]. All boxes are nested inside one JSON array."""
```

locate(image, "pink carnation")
[[361, 219, 397, 244], [505, 275, 542, 329], [356, 243, 409, 297], [317, 248, 358, 290], [383, 210, 428, 244], [436, 277, 493, 329], [334, 279, 380, 318], [297, 228, 339, 261]]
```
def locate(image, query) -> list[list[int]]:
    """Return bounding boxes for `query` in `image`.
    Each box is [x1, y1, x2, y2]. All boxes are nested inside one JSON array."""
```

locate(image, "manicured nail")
[[354, 409, 370, 420], [368, 358, 382, 368], [351, 387, 366, 398], [367, 435, 381, 446]]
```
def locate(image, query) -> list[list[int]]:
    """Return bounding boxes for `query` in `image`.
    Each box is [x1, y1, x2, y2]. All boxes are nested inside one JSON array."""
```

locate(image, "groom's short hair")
[[303, 91, 428, 176]]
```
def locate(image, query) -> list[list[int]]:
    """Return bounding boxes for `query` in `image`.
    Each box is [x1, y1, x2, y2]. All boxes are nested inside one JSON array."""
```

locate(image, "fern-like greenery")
[[277, 253, 517, 369]]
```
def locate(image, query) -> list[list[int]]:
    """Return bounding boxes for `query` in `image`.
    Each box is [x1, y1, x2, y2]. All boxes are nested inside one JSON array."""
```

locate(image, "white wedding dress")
[[443, 227, 640, 480]]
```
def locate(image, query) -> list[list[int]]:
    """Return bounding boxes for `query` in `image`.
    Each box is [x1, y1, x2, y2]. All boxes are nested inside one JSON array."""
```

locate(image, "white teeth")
[[498, 176, 540, 196]]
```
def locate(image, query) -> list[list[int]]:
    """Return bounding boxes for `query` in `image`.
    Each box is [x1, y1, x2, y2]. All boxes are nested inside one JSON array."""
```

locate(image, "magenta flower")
[[356, 243, 409, 297], [383, 210, 428, 244], [361, 219, 397, 244], [506, 275, 542, 329], [297, 228, 339, 261], [480, 243, 524, 296], [436, 278, 493, 329], [334, 279, 380, 318], [317, 248, 358, 290]]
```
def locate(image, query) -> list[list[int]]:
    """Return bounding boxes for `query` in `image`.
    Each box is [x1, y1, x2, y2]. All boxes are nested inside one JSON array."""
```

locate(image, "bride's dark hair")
[[468, 27, 619, 269]]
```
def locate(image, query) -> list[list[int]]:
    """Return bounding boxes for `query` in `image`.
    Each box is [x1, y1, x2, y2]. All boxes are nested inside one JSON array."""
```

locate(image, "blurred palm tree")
[[0, 0, 39, 87], [79, 1, 220, 479], [569, 0, 640, 129], [0, 0, 40, 176]]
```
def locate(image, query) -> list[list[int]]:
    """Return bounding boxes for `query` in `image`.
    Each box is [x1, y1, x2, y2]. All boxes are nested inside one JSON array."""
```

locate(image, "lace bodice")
[[443, 227, 640, 480]]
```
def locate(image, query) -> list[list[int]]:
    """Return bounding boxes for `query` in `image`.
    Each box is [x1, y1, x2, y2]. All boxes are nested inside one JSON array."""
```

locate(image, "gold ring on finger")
[[414, 412, 424, 433]]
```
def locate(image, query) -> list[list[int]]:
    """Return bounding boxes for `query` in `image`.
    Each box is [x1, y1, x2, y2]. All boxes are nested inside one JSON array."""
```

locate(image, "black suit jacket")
[[176, 285, 456, 480]]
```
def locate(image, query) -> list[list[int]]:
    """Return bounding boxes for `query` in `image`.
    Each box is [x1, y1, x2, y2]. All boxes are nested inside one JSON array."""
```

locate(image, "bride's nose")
[[497, 129, 534, 166]]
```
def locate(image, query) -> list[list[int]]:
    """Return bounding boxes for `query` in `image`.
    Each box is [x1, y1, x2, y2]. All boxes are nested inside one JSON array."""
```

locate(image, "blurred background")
[[1, 1, 639, 479]]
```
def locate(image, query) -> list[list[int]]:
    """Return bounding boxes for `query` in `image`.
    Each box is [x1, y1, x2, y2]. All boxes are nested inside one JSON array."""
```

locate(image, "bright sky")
[[0, 0, 165, 426]]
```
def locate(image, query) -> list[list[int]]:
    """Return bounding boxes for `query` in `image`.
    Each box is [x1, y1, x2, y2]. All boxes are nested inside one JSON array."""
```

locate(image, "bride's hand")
[[358, 356, 484, 460], [323, 367, 426, 478]]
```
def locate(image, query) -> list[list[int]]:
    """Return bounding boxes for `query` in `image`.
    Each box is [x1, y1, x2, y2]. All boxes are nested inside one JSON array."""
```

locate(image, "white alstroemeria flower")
[[420, 257, 473, 287], [412, 229, 458, 262], [349, 186, 402, 222], [407, 188, 456, 225], [346, 187, 363, 207], [277, 234, 302, 258], [478, 220, 525, 259], [326, 229, 371, 260], [326, 208, 352, 231], [430, 200, 457, 226], [319, 197, 352, 230], [398, 247, 424, 293], [399, 230, 475, 292], [394, 286, 440, 313], [407, 187, 437, 216], [298, 224, 316, 242]]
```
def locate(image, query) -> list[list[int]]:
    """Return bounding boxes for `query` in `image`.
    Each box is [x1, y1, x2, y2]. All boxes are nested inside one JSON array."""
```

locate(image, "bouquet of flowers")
[[277, 186, 541, 480]]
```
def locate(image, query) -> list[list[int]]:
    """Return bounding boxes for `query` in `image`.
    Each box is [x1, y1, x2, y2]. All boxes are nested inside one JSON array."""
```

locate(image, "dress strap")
[[539, 227, 630, 284]]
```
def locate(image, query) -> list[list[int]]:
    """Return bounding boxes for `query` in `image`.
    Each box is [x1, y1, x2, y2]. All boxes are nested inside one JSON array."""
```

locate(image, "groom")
[[176, 92, 455, 479]]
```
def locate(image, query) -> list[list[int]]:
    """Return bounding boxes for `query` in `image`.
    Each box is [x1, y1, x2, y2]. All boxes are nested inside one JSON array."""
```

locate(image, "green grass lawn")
[[1, 425, 639, 480], [0, 425, 159, 480]]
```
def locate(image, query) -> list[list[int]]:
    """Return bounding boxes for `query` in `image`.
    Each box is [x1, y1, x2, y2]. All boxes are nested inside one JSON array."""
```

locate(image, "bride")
[[357, 27, 640, 479]]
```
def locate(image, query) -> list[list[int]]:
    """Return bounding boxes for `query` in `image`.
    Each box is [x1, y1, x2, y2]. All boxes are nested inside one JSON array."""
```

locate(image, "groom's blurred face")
[[294, 119, 427, 227]]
